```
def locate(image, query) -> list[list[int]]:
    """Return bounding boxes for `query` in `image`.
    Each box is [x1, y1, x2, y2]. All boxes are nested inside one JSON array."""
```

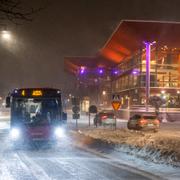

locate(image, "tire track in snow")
[[0, 160, 14, 180], [0, 136, 35, 180], [0, 150, 36, 180], [53, 157, 110, 180], [17, 151, 51, 180]]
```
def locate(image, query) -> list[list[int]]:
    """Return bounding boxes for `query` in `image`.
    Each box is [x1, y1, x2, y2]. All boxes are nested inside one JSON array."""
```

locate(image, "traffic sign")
[[112, 94, 120, 101], [73, 113, 80, 119], [71, 97, 80, 106], [72, 106, 80, 114], [89, 105, 97, 113], [112, 101, 121, 110]]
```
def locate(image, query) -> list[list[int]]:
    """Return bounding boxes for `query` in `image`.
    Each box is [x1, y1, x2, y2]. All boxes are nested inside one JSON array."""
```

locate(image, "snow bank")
[[79, 128, 180, 166]]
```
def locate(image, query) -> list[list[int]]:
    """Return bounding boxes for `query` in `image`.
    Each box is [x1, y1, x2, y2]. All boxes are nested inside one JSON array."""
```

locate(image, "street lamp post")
[[144, 41, 156, 112]]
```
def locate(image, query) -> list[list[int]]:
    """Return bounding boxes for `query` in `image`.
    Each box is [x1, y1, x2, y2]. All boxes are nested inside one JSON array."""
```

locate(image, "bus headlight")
[[54, 127, 65, 138], [10, 128, 20, 140]]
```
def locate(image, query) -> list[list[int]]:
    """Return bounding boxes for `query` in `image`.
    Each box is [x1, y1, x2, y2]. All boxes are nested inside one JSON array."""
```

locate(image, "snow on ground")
[[80, 128, 180, 165], [68, 113, 180, 167], [75, 128, 180, 179]]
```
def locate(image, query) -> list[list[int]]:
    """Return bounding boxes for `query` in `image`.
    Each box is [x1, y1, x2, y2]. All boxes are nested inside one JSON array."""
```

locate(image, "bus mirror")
[[62, 112, 67, 121], [6, 97, 10, 108]]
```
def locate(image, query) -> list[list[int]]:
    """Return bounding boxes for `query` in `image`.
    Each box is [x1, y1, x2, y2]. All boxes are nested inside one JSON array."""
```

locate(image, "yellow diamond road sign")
[[112, 101, 121, 110]]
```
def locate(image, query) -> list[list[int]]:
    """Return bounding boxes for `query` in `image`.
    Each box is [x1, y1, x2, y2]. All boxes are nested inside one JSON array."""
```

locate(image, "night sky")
[[1, 0, 180, 96]]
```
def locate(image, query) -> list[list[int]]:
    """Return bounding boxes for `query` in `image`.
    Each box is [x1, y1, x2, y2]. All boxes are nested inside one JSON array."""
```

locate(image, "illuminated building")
[[65, 20, 180, 109]]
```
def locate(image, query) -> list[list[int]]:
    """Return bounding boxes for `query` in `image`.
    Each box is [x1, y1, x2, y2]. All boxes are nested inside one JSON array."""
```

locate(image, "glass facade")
[[112, 47, 180, 108]]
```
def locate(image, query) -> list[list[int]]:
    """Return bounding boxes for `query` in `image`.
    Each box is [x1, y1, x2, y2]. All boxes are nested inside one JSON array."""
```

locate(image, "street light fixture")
[[102, 90, 106, 95], [1, 30, 11, 41]]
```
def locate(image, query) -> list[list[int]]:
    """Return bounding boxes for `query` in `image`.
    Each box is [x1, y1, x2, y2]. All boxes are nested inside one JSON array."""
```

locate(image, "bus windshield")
[[12, 98, 61, 126]]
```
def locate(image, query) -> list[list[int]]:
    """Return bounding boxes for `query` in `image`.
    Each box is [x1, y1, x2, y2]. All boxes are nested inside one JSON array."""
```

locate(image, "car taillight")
[[139, 119, 147, 124], [101, 115, 107, 120], [154, 119, 160, 124]]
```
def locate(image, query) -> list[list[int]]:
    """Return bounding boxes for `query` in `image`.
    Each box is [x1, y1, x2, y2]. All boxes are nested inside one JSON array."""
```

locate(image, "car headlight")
[[10, 128, 20, 140], [54, 127, 65, 138]]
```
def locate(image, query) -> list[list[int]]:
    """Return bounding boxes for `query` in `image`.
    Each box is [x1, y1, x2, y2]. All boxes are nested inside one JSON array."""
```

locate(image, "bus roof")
[[9, 88, 61, 98]]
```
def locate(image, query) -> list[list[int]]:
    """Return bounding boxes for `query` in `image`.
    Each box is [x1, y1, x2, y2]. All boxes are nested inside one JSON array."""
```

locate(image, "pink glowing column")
[[144, 41, 156, 111]]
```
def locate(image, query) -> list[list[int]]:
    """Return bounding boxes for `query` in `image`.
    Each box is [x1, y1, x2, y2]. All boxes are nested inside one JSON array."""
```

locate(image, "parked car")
[[127, 114, 160, 132], [94, 111, 116, 126]]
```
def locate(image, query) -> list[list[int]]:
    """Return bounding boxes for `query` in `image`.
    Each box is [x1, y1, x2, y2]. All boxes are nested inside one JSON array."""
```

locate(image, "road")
[[0, 118, 156, 180], [68, 112, 180, 132]]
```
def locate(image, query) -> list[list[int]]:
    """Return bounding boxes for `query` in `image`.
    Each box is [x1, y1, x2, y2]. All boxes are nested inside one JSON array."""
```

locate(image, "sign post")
[[112, 94, 121, 129], [72, 97, 80, 129], [88, 105, 97, 127]]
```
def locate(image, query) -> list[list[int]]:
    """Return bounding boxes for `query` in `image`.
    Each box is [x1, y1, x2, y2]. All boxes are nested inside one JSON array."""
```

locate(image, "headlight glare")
[[10, 128, 20, 140], [55, 127, 65, 138]]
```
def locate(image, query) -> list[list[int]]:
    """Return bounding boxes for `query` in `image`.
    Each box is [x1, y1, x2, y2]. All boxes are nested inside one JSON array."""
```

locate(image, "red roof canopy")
[[101, 20, 180, 63]]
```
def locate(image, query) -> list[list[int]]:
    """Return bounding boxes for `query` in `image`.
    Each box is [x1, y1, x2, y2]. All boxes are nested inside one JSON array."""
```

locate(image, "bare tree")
[[0, 0, 45, 24]]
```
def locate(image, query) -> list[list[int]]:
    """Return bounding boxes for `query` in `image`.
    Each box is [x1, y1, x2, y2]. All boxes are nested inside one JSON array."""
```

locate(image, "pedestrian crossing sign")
[[112, 94, 120, 101]]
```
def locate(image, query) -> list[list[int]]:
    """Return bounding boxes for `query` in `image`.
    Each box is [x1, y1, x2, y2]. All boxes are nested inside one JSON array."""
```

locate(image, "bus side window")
[[47, 112, 51, 123], [62, 112, 67, 121]]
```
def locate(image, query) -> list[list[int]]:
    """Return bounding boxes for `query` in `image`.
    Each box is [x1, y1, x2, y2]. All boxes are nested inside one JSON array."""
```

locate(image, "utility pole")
[[144, 41, 156, 112]]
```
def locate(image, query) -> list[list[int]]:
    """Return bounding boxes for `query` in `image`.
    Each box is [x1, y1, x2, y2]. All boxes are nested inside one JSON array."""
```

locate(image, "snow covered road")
[[0, 113, 179, 180], [0, 121, 157, 180]]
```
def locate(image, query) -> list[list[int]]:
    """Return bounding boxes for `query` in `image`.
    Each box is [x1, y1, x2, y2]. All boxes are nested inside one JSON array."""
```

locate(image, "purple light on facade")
[[80, 67, 85, 74], [132, 69, 139, 75], [80, 69, 84, 74], [132, 71, 137, 75], [113, 70, 119, 75], [98, 68, 104, 74]]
